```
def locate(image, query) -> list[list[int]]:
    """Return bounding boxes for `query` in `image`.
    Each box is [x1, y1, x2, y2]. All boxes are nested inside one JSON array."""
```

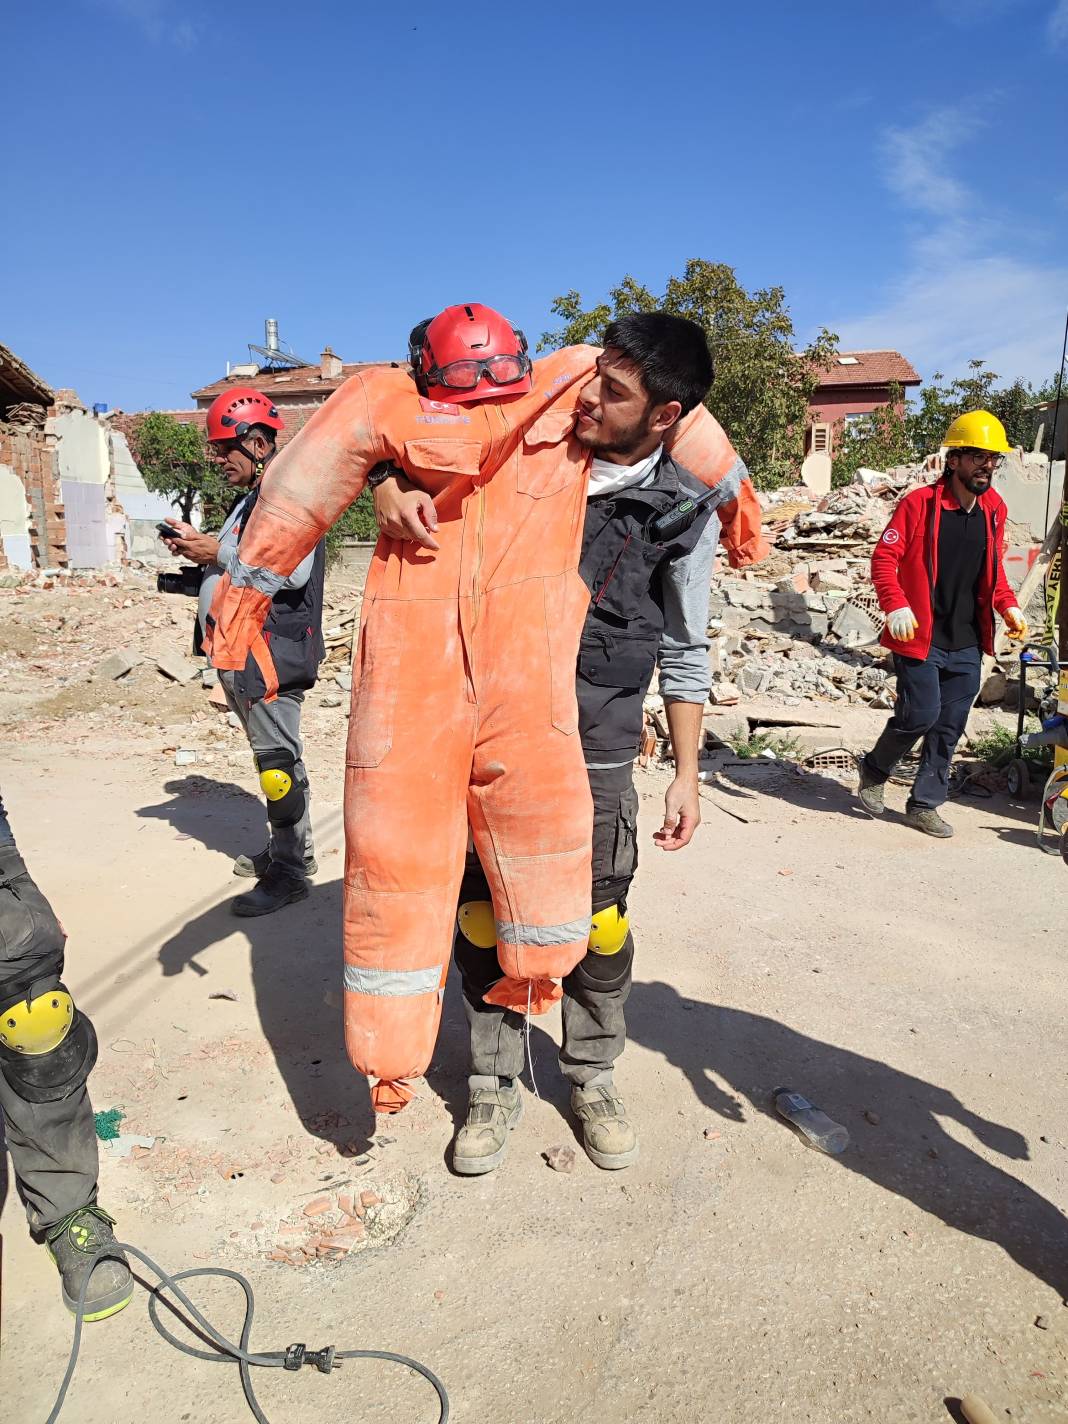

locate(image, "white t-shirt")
[[587, 445, 664, 498]]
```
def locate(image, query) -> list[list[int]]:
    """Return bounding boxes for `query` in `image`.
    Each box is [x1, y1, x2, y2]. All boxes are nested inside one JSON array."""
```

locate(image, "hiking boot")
[[232, 863, 310, 917], [452, 1084, 523, 1176], [905, 805, 954, 838], [47, 1206, 133, 1321], [570, 1083, 638, 1170], [856, 758, 886, 817], [233, 848, 318, 878]]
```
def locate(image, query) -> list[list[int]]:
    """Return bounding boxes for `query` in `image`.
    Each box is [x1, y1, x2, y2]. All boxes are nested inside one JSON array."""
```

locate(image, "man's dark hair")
[[602, 313, 714, 416]]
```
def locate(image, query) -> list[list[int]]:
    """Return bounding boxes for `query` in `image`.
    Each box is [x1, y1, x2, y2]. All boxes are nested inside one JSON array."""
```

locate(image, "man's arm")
[[205, 374, 383, 671], [665, 405, 770, 567], [653, 527, 717, 851]]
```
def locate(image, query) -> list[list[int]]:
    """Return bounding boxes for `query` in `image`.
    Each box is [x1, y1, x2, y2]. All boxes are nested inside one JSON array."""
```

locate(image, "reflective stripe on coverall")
[[204, 347, 755, 1112]]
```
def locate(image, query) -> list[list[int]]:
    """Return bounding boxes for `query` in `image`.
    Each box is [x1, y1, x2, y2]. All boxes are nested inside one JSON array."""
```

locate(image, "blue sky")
[[4, 0, 1067, 412]]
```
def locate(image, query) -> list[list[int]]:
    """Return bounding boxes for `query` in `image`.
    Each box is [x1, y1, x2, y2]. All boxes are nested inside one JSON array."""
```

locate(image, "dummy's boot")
[[904, 805, 953, 838], [856, 758, 886, 817], [232, 862, 310, 917], [452, 1083, 523, 1176], [570, 1083, 638, 1170], [233, 848, 318, 878], [47, 1206, 133, 1321]]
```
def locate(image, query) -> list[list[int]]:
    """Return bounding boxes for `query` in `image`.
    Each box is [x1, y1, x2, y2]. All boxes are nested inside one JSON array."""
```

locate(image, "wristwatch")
[[367, 461, 402, 488]]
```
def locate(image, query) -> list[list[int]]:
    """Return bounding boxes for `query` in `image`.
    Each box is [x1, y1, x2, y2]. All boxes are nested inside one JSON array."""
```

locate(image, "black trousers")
[[455, 762, 639, 1088], [864, 645, 982, 809]]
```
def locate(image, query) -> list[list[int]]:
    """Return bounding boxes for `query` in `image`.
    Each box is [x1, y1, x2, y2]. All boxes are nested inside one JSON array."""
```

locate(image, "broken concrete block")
[[156, 649, 200, 683], [96, 650, 139, 681], [737, 666, 764, 697], [174, 748, 198, 766], [777, 571, 810, 596], [334, 669, 353, 692], [709, 682, 741, 706], [208, 682, 228, 709], [201, 667, 219, 688], [811, 569, 853, 594], [831, 600, 879, 648]]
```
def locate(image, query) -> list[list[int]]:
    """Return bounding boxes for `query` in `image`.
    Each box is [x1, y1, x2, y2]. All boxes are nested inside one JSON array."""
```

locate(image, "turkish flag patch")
[[419, 397, 461, 415], [881, 528, 901, 545]]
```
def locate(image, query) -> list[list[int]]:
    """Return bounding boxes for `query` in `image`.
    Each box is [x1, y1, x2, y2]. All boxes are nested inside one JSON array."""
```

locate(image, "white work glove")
[[1003, 607, 1027, 639], [886, 606, 918, 642]]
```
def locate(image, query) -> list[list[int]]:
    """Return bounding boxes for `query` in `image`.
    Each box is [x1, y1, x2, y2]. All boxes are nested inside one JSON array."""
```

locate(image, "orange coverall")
[[205, 347, 763, 1111]]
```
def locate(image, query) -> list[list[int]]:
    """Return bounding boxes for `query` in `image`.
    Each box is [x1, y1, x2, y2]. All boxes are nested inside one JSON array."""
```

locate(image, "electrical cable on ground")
[[46, 1240, 449, 1424]]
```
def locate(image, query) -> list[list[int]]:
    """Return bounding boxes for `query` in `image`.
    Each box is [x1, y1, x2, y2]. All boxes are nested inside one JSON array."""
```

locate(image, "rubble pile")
[[706, 630, 893, 710]]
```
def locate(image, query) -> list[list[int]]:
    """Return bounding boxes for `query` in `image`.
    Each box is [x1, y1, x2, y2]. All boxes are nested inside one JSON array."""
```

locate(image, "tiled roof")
[[814, 350, 921, 388], [191, 360, 401, 402]]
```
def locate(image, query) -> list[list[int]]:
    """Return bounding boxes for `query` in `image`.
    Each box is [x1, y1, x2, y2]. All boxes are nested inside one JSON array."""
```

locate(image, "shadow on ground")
[[136, 777, 265, 860], [626, 980, 1068, 1303]]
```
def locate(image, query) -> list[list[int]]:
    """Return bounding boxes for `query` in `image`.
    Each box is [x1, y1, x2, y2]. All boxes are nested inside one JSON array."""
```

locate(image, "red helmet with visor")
[[409, 304, 532, 404]]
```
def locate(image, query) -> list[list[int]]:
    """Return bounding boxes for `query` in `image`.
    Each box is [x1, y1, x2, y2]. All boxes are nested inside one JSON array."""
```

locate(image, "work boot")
[[47, 1206, 133, 1321], [570, 1083, 639, 1170], [233, 848, 318, 878], [232, 862, 310, 917], [452, 1084, 523, 1176], [856, 758, 886, 817], [905, 805, 953, 838]]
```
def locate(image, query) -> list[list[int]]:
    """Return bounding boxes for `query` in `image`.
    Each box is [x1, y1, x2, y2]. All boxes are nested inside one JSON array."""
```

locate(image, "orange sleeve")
[[666, 404, 770, 568], [204, 373, 383, 672]]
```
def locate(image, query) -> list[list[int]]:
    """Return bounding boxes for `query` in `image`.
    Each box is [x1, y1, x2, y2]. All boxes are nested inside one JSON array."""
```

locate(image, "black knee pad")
[[256, 750, 307, 828], [0, 981, 98, 1104], [570, 930, 634, 996]]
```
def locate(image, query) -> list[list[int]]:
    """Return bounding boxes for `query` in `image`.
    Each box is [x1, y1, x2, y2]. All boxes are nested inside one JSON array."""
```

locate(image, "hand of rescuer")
[[654, 775, 701, 852], [159, 518, 220, 565], [1003, 606, 1027, 639], [886, 606, 919, 642], [372, 472, 440, 551]]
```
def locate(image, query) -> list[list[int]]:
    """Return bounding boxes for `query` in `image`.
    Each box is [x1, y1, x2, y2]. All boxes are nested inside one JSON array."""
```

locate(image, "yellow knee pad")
[[0, 987, 74, 1055], [457, 900, 496, 950], [588, 904, 630, 956]]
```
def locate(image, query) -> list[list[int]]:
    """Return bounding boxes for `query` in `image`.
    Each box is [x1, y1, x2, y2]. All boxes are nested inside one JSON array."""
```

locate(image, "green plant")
[[540, 258, 839, 492], [129, 412, 227, 523], [726, 728, 803, 760], [831, 382, 912, 486], [968, 718, 1045, 766]]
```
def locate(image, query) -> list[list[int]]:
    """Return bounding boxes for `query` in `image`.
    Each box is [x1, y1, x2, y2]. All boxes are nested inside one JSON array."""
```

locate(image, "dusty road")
[[2, 584, 1066, 1424]]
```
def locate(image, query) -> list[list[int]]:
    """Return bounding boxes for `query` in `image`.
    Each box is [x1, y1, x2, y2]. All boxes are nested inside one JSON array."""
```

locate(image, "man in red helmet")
[[161, 387, 325, 916]]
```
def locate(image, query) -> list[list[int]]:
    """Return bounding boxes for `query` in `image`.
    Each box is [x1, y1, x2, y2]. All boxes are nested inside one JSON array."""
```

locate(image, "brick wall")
[[0, 420, 66, 569]]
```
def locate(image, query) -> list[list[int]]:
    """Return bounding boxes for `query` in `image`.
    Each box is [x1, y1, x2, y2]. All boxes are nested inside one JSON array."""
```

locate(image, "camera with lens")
[[157, 566, 203, 597]]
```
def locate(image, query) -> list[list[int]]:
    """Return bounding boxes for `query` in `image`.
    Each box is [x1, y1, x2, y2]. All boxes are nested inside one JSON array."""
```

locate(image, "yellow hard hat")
[[0, 989, 74, 1054], [943, 410, 1011, 453]]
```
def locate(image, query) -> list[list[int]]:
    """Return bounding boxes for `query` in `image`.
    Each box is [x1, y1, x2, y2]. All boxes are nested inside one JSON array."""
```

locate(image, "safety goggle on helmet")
[[409, 304, 532, 404]]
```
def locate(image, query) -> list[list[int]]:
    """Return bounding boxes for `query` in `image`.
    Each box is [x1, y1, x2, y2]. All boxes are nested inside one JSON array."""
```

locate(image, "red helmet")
[[205, 386, 285, 443], [410, 303, 531, 404]]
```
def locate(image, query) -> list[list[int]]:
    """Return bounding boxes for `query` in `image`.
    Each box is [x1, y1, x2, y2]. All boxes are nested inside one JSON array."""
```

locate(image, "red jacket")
[[870, 477, 1016, 661]]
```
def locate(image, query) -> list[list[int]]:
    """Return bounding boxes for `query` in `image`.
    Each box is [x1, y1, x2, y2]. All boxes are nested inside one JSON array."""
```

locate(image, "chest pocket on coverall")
[[518, 409, 580, 498]]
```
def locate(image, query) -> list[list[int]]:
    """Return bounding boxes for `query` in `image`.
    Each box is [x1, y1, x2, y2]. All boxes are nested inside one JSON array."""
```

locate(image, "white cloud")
[[830, 105, 1067, 386], [1049, 0, 1068, 46], [95, 0, 199, 49]]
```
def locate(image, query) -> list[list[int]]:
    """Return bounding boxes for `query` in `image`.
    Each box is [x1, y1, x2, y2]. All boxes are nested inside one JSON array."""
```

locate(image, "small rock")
[[303, 1196, 332, 1217], [864, 1110, 881, 1126], [173, 748, 198, 766], [598, 1312, 610, 1324], [330, 1221, 366, 1242], [320, 695, 343, 709], [201, 667, 219, 688], [96, 649, 139, 680], [338, 1193, 355, 1217], [1036, 1314, 1050, 1329], [359, 1190, 382, 1209], [544, 1145, 576, 1174], [434, 1290, 445, 1302], [156, 649, 200, 683], [927, 1147, 939, 1159], [270, 1172, 286, 1184], [703, 1127, 721, 1140]]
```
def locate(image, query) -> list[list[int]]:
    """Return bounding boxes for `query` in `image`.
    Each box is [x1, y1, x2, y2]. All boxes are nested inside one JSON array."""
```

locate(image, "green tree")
[[324, 492, 378, 566], [130, 412, 227, 524], [541, 259, 838, 491]]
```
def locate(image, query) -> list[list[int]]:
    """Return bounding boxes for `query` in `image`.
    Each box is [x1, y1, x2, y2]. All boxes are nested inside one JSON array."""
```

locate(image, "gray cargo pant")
[[221, 676, 314, 875], [455, 762, 639, 1090], [0, 835, 98, 1233]]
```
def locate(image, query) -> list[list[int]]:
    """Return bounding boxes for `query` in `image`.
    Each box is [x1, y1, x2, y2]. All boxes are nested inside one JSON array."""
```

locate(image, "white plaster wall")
[[0, 463, 32, 569], [51, 409, 109, 485]]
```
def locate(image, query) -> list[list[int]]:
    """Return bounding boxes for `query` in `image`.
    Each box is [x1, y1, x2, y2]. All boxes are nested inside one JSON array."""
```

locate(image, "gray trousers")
[[0, 840, 98, 1233], [221, 676, 314, 874], [455, 762, 639, 1091]]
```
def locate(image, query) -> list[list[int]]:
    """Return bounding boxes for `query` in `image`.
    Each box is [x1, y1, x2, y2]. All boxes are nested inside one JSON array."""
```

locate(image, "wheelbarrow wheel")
[[1006, 758, 1030, 798]]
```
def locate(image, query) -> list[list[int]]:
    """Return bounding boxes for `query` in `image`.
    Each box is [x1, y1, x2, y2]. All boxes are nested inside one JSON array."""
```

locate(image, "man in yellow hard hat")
[[858, 410, 1026, 835]]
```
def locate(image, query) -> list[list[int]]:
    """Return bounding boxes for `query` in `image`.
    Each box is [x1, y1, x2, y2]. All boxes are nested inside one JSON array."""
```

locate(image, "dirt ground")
[[2, 577, 1066, 1424]]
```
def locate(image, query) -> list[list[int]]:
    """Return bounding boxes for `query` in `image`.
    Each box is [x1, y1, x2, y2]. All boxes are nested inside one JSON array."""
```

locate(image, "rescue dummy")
[[205, 303, 752, 1112]]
